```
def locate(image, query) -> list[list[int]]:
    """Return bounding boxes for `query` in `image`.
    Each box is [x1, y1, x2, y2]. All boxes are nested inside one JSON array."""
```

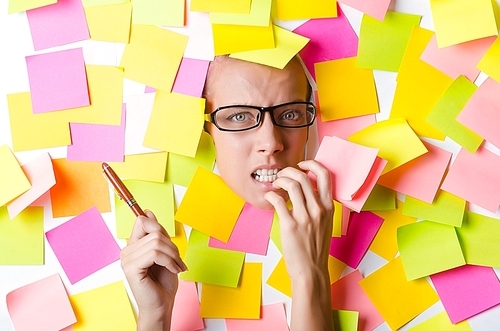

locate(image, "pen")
[[102, 162, 146, 217]]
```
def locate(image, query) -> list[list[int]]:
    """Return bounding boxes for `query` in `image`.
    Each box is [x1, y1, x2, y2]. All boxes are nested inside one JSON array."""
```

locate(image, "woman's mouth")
[[251, 168, 280, 183]]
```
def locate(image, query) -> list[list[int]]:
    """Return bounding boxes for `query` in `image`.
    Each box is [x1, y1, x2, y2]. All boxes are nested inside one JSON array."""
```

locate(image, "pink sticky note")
[[7, 153, 56, 219], [26, 0, 89, 51], [209, 203, 274, 255], [421, 35, 495, 81], [377, 141, 452, 204], [225, 303, 289, 331], [6, 274, 76, 331], [341, 205, 351, 236], [329, 211, 383, 268], [457, 78, 500, 150], [172, 58, 210, 97], [337, 0, 392, 21], [430, 265, 500, 323], [317, 112, 376, 142], [441, 146, 500, 213], [45, 206, 121, 284], [330, 270, 384, 331], [171, 280, 204, 331], [67, 106, 126, 162], [26, 48, 89, 113], [293, 5, 358, 80]]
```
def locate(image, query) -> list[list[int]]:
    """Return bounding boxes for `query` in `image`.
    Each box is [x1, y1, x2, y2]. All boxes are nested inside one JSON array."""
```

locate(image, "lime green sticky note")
[[180, 229, 245, 287], [456, 211, 500, 267], [175, 167, 245, 242], [8, 0, 56, 13], [191, 0, 251, 13], [70, 281, 136, 331], [270, 211, 282, 252], [348, 118, 428, 174], [108, 152, 168, 183], [144, 91, 205, 158], [362, 184, 396, 211], [115, 180, 175, 239], [397, 221, 465, 280], [0, 145, 31, 206], [408, 311, 472, 331], [403, 191, 466, 227], [166, 131, 216, 187], [273, 0, 337, 20], [477, 36, 500, 84], [82, 0, 129, 6], [230, 25, 310, 69], [132, 0, 184, 26], [84, 3, 131, 43], [357, 12, 421, 72], [212, 21, 275, 55], [332, 310, 359, 331], [0, 206, 44, 265], [210, 0, 271, 26], [426, 76, 483, 153]]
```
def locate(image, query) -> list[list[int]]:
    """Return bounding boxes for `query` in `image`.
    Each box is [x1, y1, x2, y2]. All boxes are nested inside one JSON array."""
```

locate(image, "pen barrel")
[[128, 199, 145, 217]]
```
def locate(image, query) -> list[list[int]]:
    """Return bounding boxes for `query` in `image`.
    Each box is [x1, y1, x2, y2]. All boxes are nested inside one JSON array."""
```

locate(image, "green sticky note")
[[270, 211, 282, 252], [332, 310, 359, 331], [0, 206, 44, 265], [8, 0, 56, 13], [132, 0, 184, 26], [357, 12, 421, 72], [426, 75, 483, 153], [403, 190, 466, 227], [180, 229, 245, 287], [397, 220, 465, 280], [362, 184, 396, 211], [456, 211, 500, 267]]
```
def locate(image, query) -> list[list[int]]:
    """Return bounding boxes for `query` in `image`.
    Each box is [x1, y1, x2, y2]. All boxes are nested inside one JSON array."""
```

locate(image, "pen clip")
[[101, 171, 124, 200]]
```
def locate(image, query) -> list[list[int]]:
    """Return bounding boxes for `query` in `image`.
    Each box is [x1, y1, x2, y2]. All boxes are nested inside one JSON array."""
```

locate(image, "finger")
[[128, 211, 169, 244], [264, 191, 290, 220], [271, 176, 309, 219], [277, 167, 319, 213], [298, 160, 333, 210]]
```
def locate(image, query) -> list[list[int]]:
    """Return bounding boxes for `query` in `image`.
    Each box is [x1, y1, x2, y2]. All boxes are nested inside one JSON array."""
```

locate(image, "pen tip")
[[102, 162, 109, 169]]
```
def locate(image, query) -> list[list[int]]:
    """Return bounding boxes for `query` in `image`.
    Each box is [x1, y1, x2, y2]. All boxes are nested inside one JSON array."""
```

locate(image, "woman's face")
[[205, 57, 310, 210]]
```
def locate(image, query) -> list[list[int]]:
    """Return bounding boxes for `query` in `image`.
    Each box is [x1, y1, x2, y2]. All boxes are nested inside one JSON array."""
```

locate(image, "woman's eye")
[[280, 110, 303, 121], [228, 112, 253, 122]]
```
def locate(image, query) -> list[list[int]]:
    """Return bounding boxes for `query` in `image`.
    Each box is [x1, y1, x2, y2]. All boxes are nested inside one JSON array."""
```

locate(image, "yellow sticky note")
[[348, 118, 428, 174], [408, 311, 473, 331], [477, 37, 500, 84], [171, 222, 188, 259], [82, 0, 129, 6], [315, 57, 379, 121], [0, 145, 31, 206], [191, 0, 251, 13], [403, 191, 466, 227], [144, 91, 205, 158], [212, 21, 275, 55], [84, 3, 131, 43], [362, 184, 396, 211], [132, 0, 184, 26], [0, 206, 44, 264], [70, 281, 136, 331], [332, 200, 343, 237], [230, 25, 310, 69], [175, 167, 245, 242], [120, 25, 188, 91], [359, 257, 440, 330], [430, 0, 497, 48], [273, 0, 337, 20], [270, 211, 282, 252], [8, 0, 56, 14], [266, 257, 292, 297], [210, 0, 271, 26], [109, 152, 168, 183], [328, 255, 346, 284], [200, 263, 262, 319]]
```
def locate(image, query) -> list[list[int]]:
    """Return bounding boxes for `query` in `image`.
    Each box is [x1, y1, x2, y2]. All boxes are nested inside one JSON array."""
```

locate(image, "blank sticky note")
[[337, 0, 391, 21], [332, 310, 359, 331], [477, 37, 500, 83], [191, 0, 251, 13], [266, 257, 291, 297], [361, 184, 396, 211], [210, 0, 271, 26], [171, 280, 204, 331], [84, 2, 131, 43], [6, 274, 76, 331], [109, 152, 168, 183], [274, 0, 337, 20], [132, 0, 184, 26], [225, 303, 289, 330], [212, 21, 275, 55], [46, 206, 121, 284], [397, 221, 465, 280], [172, 58, 210, 97], [0, 145, 31, 207], [407, 311, 473, 331], [8, 0, 57, 14]]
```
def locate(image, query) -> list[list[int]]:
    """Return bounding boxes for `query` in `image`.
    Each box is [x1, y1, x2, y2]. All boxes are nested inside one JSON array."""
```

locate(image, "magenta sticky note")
[[329, 211, 383, 268], [225, 303, 289, 331], [171, 280, 204, 331], [6, 274, 76, 331], [26, 48, 89, 113], [45, 206, 121, 284], [209, 203, 273, 255], [67, 106, 126, 162], [26, 0, 89, 51], [293, 5, 358, 80], [172, 57, 210, 97], [430, 265, 500, 323]]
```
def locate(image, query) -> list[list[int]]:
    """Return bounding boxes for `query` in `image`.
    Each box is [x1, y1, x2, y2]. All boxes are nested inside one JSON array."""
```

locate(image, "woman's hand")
[[120, 211, 187, 331]]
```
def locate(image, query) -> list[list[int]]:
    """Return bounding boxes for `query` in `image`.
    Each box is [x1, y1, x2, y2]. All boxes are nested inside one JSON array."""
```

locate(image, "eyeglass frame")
[[204, 101, 317, 132]]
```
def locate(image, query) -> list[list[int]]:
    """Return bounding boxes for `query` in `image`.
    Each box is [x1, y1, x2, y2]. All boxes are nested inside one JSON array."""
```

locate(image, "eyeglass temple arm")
[[204, 114, 212, 122]]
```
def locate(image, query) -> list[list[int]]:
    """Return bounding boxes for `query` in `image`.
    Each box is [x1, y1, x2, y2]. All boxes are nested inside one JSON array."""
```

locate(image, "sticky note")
[[441, 147, 500, 213], [26, 0, 89, 50], [122, 93, 158, 155], [357, 12, 421, 71], [359, 257, 440, 330], [191, 0, 251, 13], [397, 220, 465, 280], [266, 257, 291, 297], [293, 10, 358, 80], [171, 221, 188, 259], [8, 0, 56, 13], [477, 37, 500, 83], [120, 24, 188, 92], [430, 265, 500, 323], [84, 2, 131, 43], [377, 141, 452, 203], [171, 280, 204, 331], [82, 0, 129, 6], [361, 184, 396, 211], [50, 158, 110, 218], [212, 21, 275, 55], [69, 281, 136, 330], [273, 0, 337, 20], [328, 255, 346, 284], [225, 303, 289, 330], [210, 0, 271, 26], [6, 274, 76, 331], [46, 206, 121, 284], [175, 167, 245, 242], [209, 203, 274, 255], [429, 0, 497, 48], [180, 229, 245, 287], [200, 263, 262, 319], [143, 91, 205, 158], [172, 58, 210, 98], [457, 78, 500, 150], [317, 113, 376, 143], [407, 311, 472, 331], [329, 211, 384, 268], [336, 0, 391, 21], [7, 153, 55, 219], [403, 191, 466, 227], [132, 0, 184, 26], [109, 152, 168, 183], [332, 310, 359, 331], [315, 57, 379, 121], [0, 145, 31, 207], [0, 206, 44, 265], [456, 211, 500, 267]]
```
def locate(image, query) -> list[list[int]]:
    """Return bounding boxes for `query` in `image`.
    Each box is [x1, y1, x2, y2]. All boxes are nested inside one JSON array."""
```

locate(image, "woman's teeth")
[[253, 169, 279, 182]]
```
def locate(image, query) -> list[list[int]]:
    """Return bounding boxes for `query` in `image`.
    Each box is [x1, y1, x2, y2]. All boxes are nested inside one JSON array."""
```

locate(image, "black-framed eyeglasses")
[[205, 101, 316, 132]]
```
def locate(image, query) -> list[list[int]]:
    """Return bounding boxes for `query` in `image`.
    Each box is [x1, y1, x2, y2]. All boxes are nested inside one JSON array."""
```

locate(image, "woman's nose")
[[255, 113, 284, 155]]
